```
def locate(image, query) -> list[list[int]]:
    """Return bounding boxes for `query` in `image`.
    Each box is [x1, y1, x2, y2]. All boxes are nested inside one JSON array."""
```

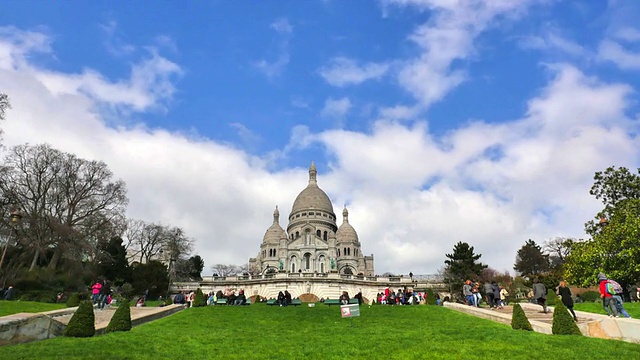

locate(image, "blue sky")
[[1, 0, 639, 275]]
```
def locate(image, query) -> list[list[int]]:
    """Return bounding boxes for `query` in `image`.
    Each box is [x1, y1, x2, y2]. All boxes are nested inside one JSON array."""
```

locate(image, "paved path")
[[444, 301, 640, 344]]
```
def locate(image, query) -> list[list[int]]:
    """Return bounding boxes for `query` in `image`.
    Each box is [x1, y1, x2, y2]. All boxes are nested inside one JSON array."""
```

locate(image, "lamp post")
[[0, 210, 23, 271]]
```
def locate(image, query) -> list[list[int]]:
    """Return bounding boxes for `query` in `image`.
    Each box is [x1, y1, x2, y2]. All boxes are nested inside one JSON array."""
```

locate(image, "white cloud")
[[321, 97, 352, 119], [254, 54, 290, 79], [1, 26, 639, 277], [318, 57, 390, 87], [518, 33, 587, 58], [270, 18, 293, 34], [99, 20, 135, 56], [253, 19, 292, 79], [598, 39, 640, 70], [388, 0, 534, 107]]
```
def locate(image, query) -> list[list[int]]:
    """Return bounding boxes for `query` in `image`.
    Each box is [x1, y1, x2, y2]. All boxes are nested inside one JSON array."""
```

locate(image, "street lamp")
[[0, 210, 23, 271]]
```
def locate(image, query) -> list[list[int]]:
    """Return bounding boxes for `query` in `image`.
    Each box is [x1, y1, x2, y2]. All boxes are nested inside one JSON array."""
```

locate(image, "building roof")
[[290, 162, 335, 215], [262, 206, 286, 243], [336, 206, 358, 243]]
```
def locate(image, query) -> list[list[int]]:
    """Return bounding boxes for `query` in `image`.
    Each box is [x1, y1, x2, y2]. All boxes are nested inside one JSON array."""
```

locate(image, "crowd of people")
[[462, 280, 509, 309], [375, 287, 431, 305], [459, 272, 635, 321]]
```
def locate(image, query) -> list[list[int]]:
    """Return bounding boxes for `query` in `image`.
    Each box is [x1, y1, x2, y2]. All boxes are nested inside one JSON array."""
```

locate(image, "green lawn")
[[1, 304, 639, 359], [0, 300, 66, 317], [574, 301, 640, 318]]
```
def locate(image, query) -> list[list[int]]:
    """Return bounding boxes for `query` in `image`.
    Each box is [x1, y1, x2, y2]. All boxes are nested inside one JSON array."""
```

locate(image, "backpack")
[[606, 280, 623, 295]]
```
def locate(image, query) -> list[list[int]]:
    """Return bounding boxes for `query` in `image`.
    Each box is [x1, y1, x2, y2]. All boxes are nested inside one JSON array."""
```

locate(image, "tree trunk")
[[29, 249, 39, 271], [48, 248, 62, 271]]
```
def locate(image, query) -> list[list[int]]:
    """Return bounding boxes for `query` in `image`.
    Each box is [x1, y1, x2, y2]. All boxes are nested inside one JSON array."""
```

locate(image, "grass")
[[574, 301, 640, 318], [1, 304, 639, 359], [0, 300, 66, 317]]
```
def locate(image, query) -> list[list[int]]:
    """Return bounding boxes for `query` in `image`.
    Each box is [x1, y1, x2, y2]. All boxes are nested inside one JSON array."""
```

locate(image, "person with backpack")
[[598, 273, 618, 318], [606, 277, 631, 318]]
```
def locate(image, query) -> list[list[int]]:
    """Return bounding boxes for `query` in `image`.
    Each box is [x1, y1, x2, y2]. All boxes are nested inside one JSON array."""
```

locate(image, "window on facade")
[[304, 253, 311, 270], [296, 231, 299, 238], [323, 214, 327, 217], [296, 214, 300, 218], [316, 230, 321, 237], [323, 231, 327, 241], [302, 213, 307, 216]]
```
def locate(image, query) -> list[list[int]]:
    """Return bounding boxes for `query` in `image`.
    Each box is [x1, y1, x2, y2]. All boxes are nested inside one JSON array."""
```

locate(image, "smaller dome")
[[263, 206, 286, 243], [336, 206, 358, 243]]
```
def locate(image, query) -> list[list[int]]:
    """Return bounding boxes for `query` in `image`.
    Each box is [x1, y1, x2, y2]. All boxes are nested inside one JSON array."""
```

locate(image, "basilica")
[[249, 162, 374, 276]]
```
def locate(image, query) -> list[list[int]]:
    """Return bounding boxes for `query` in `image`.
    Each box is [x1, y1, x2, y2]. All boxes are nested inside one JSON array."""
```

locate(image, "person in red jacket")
[[598, 273, 618, 317]]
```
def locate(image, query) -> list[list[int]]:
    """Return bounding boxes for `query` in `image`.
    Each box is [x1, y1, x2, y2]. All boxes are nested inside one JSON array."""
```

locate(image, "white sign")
[[340, 304, 360, 318]]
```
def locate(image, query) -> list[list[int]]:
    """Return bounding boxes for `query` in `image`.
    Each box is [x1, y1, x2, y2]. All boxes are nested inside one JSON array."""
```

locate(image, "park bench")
[[216, 298, 228, 305], [291, 299, 302, 306], [266, 299, 278, 306], [348, 298, 359, 305], [324, 299, 341, 306]]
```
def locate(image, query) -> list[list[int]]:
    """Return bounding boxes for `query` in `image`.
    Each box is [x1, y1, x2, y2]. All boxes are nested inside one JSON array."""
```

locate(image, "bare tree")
[[210, 264, 242, 277], [0, 144, 128, 271], [124, 220, 193, 264], [0, 93, 9, 120]]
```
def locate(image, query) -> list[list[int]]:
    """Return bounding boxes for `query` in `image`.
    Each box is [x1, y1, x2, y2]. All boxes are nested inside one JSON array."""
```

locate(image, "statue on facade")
[[330, 258, 335, 269], [279, 259, 284, 270]]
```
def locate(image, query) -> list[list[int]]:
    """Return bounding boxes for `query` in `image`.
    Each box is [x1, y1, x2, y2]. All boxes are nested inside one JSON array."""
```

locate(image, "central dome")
[[291, 162, 335, 215]]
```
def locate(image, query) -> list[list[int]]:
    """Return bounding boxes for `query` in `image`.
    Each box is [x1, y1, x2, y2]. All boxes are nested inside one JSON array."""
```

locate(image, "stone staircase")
[[444, 301, 640, 343], [0, 304, 186, 346]]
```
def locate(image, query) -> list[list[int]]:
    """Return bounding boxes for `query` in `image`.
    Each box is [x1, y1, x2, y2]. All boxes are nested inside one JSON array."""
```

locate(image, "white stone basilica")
[[249, 162, 374, 276]]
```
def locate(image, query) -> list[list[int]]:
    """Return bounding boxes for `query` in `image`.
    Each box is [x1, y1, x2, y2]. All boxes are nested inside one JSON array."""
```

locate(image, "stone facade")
[[249, 162, 374, 276]]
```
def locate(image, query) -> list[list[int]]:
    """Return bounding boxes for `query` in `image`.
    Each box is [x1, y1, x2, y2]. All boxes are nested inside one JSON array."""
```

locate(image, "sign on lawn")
[[340, 304, 360, 318]]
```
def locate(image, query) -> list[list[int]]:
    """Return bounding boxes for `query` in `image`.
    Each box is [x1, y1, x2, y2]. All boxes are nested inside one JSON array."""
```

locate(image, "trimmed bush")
[[552, 302, 581, 335], [580, 291, 599, 302], [426, 289, 437, 305], [511, 303, 533, 331], [192, 288, 207, 307], [63, 301, 95, 337], [66, 293, 80, 307], [105, 300, 132, 333], [546, 289, 559, 306]]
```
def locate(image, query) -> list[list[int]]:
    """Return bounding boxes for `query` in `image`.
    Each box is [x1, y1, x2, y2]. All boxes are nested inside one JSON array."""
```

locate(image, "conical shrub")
[[105, 300, 132, 333], [193, 288, 206, 307], [426, 289, 437, 305], [546, 289, 559, 306], [66, 293, 80, 307], [63, 300, 95, 337], [511, 303, 533, 331], [552, 301, 581, 335]]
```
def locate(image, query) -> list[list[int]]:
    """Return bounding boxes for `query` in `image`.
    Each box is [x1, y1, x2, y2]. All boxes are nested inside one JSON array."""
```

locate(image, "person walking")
[[532, 278, 548, 313], [483, 281, 495, 309], [91, 280, 102, 304], [98, 280, 111, 310], [463, 280, 474, 306], [598, 273, 618, 318], [499, 286, 509, 307], [557, 281, 578, 321]]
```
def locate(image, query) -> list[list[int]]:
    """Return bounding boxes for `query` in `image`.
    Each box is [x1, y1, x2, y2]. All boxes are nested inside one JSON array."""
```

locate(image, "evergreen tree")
[[192, 288, 206, 307], [105, 300, 132, 333], [511, 303, 533, 331], [131, 260, 169, 299], [513, 239, 549, 278], [97, 237, 132, 285], [443, 242, 488, 297], [188, 255, 205, 281], [551, 302, 581, 335], [63, 301, 95, 337], [66, 293, 80, 307]]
